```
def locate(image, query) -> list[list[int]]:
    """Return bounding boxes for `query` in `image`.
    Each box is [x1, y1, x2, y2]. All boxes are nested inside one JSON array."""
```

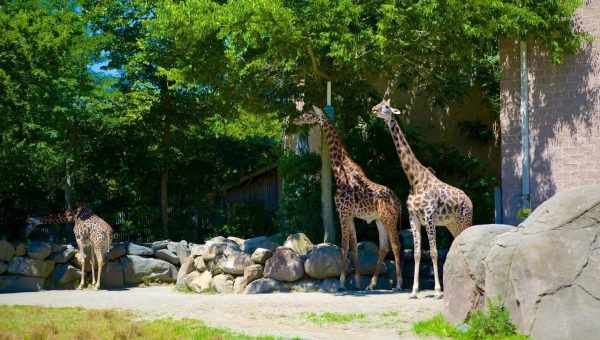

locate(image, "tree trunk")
[[321, 132, 336, 244], [160, 170, 169, 238]]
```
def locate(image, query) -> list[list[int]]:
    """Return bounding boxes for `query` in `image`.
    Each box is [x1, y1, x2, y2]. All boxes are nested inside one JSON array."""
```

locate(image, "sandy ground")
[[0, 286, 443, 339]]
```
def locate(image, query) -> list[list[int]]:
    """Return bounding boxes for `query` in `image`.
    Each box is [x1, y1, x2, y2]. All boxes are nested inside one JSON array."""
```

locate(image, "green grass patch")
[[0, 305, 287, 340], [303, 312, 366, 325], [413, 299, 528, 340]]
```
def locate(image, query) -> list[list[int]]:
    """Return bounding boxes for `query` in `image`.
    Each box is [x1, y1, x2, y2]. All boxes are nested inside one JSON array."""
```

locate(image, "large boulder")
[[242, 236, 278, 254], [26, 241, 52, 260], [251, 248, 273, 264], [14, 243, 26, 256], [185, 270, 212, 293], [283, 233, 313, 255], [244, 278, 289, 294], [443, 185, 600, 340], [212, 273, 234, 294], [127, 243, 154, 256], [304, 243, 343, 279], [0, 275, 45, 292], [0, 262, 7, 274], [190, 244, 206, 257], [264, 247, 305, 282], [199, 242, 240, 261], [7, 257, 54, 278], [121, 255, 177, 284], [443, 224, 515, 324], [216, 251, 253, 275], [51, 245, 77, 264], [102, 261, 124, 288], [352, 241, 384, 275], [0, 240, 15, 261], [108, 243, 128, 260], [168, 241, 190, 264], [233, 276, 246, 294], [50, 264, 81, 287], [194, 256, 207, 272], [176, 256, 195, 290], [319, 278, 342, 293], [288, 278, 320, 292], [155, 249, 180, 265], [243, 264, 263, 284], [151, 240, 169, 251], [227, 236, 245, 247]]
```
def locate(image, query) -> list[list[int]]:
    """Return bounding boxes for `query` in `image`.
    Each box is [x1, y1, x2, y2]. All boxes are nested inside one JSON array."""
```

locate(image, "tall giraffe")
[[371, 89, 473, 299], [28, 206, 113, 290], [294, 105, 403, 290]]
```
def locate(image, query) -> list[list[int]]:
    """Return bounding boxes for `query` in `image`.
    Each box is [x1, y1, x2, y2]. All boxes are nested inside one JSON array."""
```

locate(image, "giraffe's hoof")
[[409, 293, 418, 299], [77, 285, 84, 290], [434, 291, 443, 299]]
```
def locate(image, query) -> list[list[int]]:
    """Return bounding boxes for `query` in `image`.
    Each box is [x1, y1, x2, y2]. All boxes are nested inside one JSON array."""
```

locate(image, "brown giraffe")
[[371, 89, 473, 299], [28, 206, 113, 290], [294, 105, 403, 290]]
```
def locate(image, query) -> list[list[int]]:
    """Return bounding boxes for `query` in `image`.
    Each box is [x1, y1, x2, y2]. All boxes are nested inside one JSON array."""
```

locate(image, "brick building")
[[500, 0, 600, 224]]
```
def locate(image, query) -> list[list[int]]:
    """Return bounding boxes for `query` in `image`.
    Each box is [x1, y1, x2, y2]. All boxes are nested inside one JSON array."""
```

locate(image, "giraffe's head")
[[64, 208, 76, 221], [371, 98, 401, 123], [293, 105, 325, 126]]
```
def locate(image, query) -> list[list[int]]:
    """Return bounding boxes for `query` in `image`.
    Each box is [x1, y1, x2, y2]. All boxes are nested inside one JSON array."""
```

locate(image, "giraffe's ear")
[[383, 98, 391, 106], [312, 105, 324, 117], [391, 107, 402, 115]]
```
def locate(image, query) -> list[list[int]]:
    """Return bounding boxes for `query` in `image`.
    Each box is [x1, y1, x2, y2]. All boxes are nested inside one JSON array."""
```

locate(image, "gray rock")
[[151, 240, 169, 251], [217, 251, 253, 275], [14, 243, 26, 256], [227, 236, 245, 247], [7, 257, 54, 278], [51, 244, 67, 252], [50, 264, 81, 287], [212, 273, 234, 293], [190, 244, 206, 257], [304, 243, 343, 279], [185, 270, 212, 293], [127, 243, 154, 256], [108, 243, 128, 260], [0, 275, 45, 292], [264, 247, 305, 282], [243, 264, 263, 284], [0, 240, 15, 261], [283, 233, 313, 255], [242, 236, 278, 254], [319, 278, 341, 293], [194, 256, 207, 272], [206, 236, 227, 244], [26, 241, 52, 260], [168, 241, 190, 264], [244, 278, 289, 294], [288, 278, 320, 292], [443, 185, 600, 340], [233, 276, 246, 294], [102, 261, 124, 288], [200, 242, 240, 261], [352, 241, 385, 275], [0, 262, 7, 274], [176, 256, 195, 290], [51, 245, 77, 263], [443, 224, 515, 324], [251, 248, 273, 264], [121, 255, 177, 284], [155, 249, 180, 265]]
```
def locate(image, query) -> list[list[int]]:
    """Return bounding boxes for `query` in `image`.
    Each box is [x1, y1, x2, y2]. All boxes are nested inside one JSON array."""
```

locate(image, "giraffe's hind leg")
[[90, 250, 97, 286], [367, 219, 390, 290], [347, 221, 361, 289], [338, 216, 353, 290], [408, 212, 422, 299], [76, 241, 86, 289], [94, 248, 104, 290], [426, 216, 443, 299]]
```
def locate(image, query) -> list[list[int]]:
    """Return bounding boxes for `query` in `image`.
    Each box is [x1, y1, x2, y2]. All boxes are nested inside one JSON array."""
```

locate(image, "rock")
[[168, 241, 190, 264], [190, 244, 206, 257], [283, 233, 313, 255], [194, 256, 207, 272], [14, 243, 26, 256], [217, 251, 253, 275], [319, 278, 341, 293], [7, 257, 54, 278], [121, 255, 177, 284], [176, 256, 195, 290], [288, 278, 320, 292], [51, 245, 77, 263], [26, 241, 52, 260], [51, 244, 67, 252], [151, 240, 169, 251], [443, 224, 515, 324], [264, 247, 305, 282], [108, 243, 128, 260], [127, 243, 154, 256], [208, 257, 224, 275], [0, 240, 15, 261], [251, 248, 273, 264], [227, 236, 245, 247], [200, 242, 240, 261], [212, 273, 234, 293], [443, 185, 600, 340], [72, 251, 92, 272], [50, 264, 81, 287], [352, 241, 384, 275], [102, 261, 124, 288], [0, 275, 45, 292], [185, 270, 212, 293], [155, 249, 180, 265], [0, 262, 7, 274], [233, 276, 246, 294], [304, 243, 343, 279], [244, 278, 289, 294], [206, 236, 227, 244], [243, 264, 263, 284], [242, 236, 278, 255]]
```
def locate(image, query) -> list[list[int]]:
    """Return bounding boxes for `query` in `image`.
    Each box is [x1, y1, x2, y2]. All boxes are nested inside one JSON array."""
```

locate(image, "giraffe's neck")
[[33, 213, 69, 225], [320, 117, 364, 187], [386, 118, 432, 187]]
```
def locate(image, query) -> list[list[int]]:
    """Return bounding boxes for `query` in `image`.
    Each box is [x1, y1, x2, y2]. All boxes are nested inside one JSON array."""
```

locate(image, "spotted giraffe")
[[28, 206, 113, 290], [294, 105, 403, 290], [371, 88, 473, 299]]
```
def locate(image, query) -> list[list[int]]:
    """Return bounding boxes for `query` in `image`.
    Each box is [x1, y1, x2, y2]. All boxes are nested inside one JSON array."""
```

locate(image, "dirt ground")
[[0, 286, 443, 339]]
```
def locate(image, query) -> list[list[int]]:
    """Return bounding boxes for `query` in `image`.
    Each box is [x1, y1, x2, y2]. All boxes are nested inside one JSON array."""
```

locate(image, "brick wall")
[[500, 0, 600, 224]]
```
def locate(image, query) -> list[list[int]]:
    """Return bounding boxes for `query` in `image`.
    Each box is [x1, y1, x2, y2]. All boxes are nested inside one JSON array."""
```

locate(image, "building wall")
[[500, 0, 600, 224]]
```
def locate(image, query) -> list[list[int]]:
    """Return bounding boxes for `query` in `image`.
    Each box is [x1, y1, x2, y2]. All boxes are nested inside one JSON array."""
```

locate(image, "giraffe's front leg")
[[90, 252, 96, 287], [76, 241, 86, 289], [347, 220, 362, 290], [408, 212, 422, 299], [338, 216, 352, 291], [367, 219, 390, 290], [426, 218, 442, 299]]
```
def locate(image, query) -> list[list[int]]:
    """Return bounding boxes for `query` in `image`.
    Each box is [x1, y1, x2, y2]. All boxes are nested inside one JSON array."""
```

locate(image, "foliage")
[[0, 305, 287, 340], [516, 208, 532, 220], [413, 299, 528, 340], [216, 203, 275, 239]]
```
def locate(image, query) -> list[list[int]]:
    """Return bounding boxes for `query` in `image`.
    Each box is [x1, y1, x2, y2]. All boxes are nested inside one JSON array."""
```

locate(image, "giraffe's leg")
[[347, 220, 361, 289], [90, 249, 96, 286], [426, 216, 443, 299], [367, 219, 389, 290], [409, 212, 422, 299], [386, 215, 403, 291], [77, 241, 86, 289], [94, 250, 104, 290], [338, 216, 352, 290]]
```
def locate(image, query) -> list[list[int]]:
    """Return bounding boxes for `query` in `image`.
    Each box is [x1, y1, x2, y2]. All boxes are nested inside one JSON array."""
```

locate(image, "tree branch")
[[306, 45, 332, 80]]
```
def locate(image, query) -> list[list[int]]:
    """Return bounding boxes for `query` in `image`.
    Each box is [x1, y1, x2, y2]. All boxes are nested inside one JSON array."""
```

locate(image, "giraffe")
[[28, 206, 113, 290], [294, 105, 403, 290], [371, 88, 473, 299]]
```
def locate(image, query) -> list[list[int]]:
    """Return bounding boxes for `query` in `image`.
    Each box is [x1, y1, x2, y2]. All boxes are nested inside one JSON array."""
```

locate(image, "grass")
[[302, 312, 366, 325], [0, 305, 288, 340], [413, 299, 528, 340]]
